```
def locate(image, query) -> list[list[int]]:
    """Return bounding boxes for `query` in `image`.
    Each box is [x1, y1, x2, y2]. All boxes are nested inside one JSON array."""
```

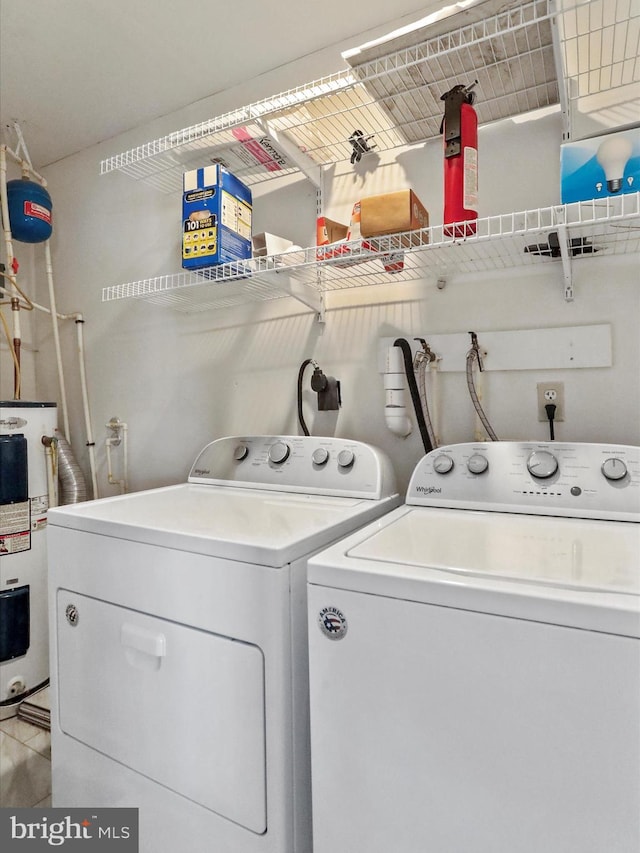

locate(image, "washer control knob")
[[467, 453, 489, 475], [601, 457, 627, 481], [233, 444, 249, 462], [312, 447, 329, 466], [269, 441, 290, 465], [527, 450, 558, 479], [433, 454, 454, 474], [337, 449, 355, 469]]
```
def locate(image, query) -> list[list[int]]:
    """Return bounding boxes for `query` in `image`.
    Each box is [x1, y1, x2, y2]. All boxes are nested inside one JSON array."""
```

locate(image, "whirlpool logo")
[[416, 486, 442, 494], [0, 809, 138, 850]]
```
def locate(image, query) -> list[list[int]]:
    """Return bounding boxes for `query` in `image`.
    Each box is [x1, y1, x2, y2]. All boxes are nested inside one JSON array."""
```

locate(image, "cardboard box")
[[360, 190, 429, 240], [316, 205, 404, 273], [561, 128, 640, 204], [316, 216, 348, 245], [316, 215, 351, 262], [316, 207, 376, 265], [182, 165, 252, 270], [252, 232, 293, 257]]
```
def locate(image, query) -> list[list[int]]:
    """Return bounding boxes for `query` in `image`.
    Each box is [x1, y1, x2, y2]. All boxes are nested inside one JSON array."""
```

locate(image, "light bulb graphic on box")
[[561, 128, 639, 204], [596, 135, 633, 193]]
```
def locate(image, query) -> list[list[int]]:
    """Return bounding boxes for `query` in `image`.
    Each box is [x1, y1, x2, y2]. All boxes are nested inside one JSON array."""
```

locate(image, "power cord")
[[297, 359, 317, 436], [545, 403, 557, 440]]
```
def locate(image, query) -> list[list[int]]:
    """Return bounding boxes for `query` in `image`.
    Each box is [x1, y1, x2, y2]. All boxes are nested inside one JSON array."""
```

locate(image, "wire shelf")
[[101, 193, 640, 313], [345, 0, 558, 145], [100, 0, 564, 194], [100, 1, 638, 195], [106, 271, 286, 313], [555, 0, 640, 131], [99, 1, 639, 313]]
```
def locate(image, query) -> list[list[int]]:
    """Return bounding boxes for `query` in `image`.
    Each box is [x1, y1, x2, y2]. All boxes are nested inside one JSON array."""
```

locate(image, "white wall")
[[7, 41, 639, 497]]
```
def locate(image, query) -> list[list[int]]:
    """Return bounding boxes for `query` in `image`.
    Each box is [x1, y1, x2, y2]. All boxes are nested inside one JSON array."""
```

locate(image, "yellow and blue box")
[[182, 165, 252, 270]]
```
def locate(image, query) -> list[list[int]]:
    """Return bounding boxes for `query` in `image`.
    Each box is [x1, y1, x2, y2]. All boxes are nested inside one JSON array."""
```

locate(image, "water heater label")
[[0, 531, 30, 554], [31, 495, 49, 531], [0, 500, 31, 554], [0, 501, 29, 534]]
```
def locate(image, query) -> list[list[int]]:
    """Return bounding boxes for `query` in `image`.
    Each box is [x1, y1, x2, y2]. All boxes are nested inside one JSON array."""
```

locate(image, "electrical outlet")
[[537, 382, 564, 422]]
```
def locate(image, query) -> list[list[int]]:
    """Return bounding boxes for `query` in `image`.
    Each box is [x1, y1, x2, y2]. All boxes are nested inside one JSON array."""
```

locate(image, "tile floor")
[[0, 687, 52, 808]]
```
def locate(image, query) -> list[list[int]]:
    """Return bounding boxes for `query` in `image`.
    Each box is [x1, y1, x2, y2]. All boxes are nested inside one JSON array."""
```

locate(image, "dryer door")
[[56, 590, 266, 833]]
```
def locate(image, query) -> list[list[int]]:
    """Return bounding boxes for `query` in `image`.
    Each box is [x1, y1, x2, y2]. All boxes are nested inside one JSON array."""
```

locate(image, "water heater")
[[0, 401, 57, 718]]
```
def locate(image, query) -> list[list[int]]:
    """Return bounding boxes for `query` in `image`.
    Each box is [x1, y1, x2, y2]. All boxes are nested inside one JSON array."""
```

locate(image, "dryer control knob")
[[269, 441, 290, 464], [312, 447, 329, 466], [233, 444, 249, 462], [527, 450, 558, 479], [337, 449, 355, 469], [601, 457, 627, 481], [467, 453, 489, 474], [433, 454, 454, 474]]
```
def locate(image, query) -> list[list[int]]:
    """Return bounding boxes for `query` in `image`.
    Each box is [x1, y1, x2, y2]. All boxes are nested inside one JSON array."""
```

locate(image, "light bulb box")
[[182, 165, 252, 270], [560, 127, 640, 204]]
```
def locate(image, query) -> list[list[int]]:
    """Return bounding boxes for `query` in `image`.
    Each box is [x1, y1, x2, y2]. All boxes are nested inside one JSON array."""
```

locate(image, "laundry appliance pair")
[[48, 436, 639, 853]]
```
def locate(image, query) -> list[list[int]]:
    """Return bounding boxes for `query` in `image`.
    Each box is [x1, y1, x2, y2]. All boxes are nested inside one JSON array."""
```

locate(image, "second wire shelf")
[[101, 194, 640, 314]]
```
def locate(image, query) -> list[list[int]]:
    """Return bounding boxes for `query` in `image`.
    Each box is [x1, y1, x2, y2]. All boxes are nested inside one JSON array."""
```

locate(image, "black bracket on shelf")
[[524, 232, 597, 258], [439, 81, 478, 158], [348, 130, 376, 164]]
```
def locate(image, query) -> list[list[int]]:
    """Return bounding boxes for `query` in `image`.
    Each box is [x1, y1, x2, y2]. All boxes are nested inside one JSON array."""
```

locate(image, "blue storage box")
[[560, 127, 640, 204], [182, 165, 252, 270]]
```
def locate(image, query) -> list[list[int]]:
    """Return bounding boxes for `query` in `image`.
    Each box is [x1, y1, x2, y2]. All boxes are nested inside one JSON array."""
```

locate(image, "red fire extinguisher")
[[440, 81, 478, 237]]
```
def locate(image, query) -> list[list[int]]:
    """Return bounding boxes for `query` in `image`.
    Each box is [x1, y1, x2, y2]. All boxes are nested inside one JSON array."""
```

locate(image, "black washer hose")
[[297, 359, 315, 436], [393, 338, 433, 454]]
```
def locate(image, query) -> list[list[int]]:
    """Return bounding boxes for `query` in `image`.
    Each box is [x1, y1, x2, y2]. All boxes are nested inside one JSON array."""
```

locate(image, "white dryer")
[[308, 441, 640, 853], [47, 435, 399, 853]]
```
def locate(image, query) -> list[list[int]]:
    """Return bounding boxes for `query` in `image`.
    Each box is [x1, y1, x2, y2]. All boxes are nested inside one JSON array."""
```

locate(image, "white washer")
[[47, 435, 399, 853], [308, 441, 640, 853]]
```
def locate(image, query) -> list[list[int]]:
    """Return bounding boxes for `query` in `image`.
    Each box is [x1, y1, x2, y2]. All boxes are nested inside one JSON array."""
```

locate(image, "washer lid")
[[349, 508, 640, 594], [48, 483, 400, 567], [308, 507, 640, 636]]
